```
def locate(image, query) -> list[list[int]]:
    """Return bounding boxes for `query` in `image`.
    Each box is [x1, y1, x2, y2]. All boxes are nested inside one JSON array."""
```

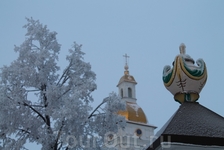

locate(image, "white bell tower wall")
[[118, 82, 136, 103]]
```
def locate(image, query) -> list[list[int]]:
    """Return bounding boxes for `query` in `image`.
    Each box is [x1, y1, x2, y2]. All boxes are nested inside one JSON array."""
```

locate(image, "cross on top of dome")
[[123, 53, 129, 74]]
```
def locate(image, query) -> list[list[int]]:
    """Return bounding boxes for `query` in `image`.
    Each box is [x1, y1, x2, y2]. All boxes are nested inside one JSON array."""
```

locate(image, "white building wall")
[[113, 121, 155, 150], [118, 82, 136, 100]]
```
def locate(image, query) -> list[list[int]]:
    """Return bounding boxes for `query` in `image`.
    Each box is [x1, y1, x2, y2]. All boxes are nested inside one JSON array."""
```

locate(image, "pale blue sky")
[[1, 1, 224, 149]]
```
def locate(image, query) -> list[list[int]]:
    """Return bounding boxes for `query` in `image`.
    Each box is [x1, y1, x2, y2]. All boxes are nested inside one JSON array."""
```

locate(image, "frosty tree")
[[0, 18, 125, 150]]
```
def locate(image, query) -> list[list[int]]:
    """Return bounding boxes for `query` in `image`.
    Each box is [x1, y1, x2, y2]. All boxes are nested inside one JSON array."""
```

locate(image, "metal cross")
[[123, 53, 129, 65]]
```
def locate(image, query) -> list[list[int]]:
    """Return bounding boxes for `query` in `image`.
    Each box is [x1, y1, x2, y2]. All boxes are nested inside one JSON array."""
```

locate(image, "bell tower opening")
[[128, 87, 132, 98], [120, 88, 123, 98]]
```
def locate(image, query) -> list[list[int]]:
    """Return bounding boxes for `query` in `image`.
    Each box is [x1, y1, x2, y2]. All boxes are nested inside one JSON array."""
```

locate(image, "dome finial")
[[123, 53, 130, 75], [179, 43, 186, 54]]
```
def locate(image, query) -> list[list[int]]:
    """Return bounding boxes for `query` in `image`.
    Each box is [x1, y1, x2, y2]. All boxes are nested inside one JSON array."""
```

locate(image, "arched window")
[[128, 88, 132, 98], [120, 89, 123, 98]]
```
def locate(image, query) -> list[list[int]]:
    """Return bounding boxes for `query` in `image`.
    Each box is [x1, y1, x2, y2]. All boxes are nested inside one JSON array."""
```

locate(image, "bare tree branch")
[[55, 120, 65, 150], [57, 61, 72, 86], [56, 88, 71, 101], [25, 89, 40, 92], [16, 128, 31, 135], [88, 97, 108, 119], [19, 102, 46, 124]]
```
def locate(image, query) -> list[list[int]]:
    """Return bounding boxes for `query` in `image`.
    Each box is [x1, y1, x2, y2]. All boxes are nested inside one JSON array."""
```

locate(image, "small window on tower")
[[128, 88, 132, 98], [121, 89, 123, 98]]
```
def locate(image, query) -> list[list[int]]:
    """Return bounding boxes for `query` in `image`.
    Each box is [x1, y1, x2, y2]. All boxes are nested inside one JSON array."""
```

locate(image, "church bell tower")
[[117, 54, 137, 103], [115, 54, 156, 150]]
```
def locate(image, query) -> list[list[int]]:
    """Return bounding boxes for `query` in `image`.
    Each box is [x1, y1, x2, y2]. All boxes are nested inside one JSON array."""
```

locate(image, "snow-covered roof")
[[160, 102, 224, 137], [147, 102, 224, 149]]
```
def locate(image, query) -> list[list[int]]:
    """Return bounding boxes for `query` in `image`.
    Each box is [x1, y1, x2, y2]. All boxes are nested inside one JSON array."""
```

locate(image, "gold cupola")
[[117, 54, 148, 124], [118, 102, 148, 124], [163, 43, 207, 104]]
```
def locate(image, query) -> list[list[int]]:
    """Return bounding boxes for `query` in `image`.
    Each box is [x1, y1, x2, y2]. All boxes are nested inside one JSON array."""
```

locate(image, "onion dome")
[[162, 43, 207, 104]]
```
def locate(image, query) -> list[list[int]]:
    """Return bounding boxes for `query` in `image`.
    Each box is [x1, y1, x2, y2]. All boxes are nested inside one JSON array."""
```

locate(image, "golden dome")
[[117, 73, 137, 86], [118, 102, 147, 124], [117, 55, 137, 86]]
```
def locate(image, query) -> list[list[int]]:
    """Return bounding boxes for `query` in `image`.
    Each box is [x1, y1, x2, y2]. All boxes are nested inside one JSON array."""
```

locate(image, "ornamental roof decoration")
[[162, 43, 207, 104]]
